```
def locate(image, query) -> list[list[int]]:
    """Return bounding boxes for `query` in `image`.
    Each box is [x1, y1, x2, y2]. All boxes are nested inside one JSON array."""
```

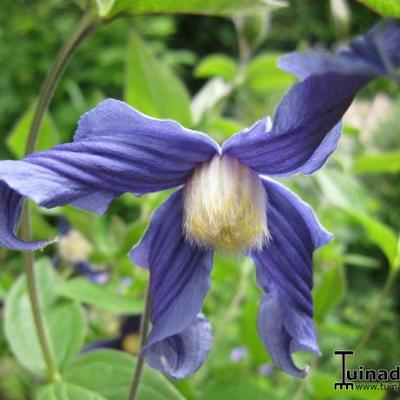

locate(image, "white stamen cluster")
[[183, 155, 269, 252]]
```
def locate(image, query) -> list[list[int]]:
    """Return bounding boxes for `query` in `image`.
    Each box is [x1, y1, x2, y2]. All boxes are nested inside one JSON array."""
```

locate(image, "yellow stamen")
[[183, 155, 269, 252]]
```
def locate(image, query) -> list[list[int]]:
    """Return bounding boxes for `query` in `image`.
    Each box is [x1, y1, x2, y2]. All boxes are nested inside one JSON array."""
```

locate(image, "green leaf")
[[125, 32, 192, 126], [7, 102, 60, 158], [314, 263, 346, 322], [311, 372, 384, 399], [57, 278, 144, 314], [4, 258, 86, 377], [394, 236, 400, 270], [353, 151, 400, 174], [317, 170, 397, 266], [240, 289, 268, 365], [316, 170, 369, 213], [103, 0, 286, 18], [208, 117, 243, 140], [195, 54, 238, 81], [64, 350, 185, 400], [357, 0, 400, 17], [201, 377, 269, 400], [246, 52, 294, 92], [349, 212, 398, 268], [37, 382, 108, 400]]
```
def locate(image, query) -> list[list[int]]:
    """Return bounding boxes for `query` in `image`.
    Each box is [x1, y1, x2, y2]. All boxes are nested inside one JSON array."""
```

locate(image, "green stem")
[[128, 285, 152, 400], [21, 9, 101, 382], [21, 210, 60, 382], [25, 10, 100, 154], [355, 269, 398, 356]]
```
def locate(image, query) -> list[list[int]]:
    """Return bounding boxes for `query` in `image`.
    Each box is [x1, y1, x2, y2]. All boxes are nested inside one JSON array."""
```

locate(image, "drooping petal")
[[144, 314, 212, 379], [0, 182, 51, 250], [223, 21, 400, 177], [222, 73, 352, 176], [251, 178, 332, 377], [279, 20, 400, 80], [0, 99, 219, 251], [130, 189, 214, 379]]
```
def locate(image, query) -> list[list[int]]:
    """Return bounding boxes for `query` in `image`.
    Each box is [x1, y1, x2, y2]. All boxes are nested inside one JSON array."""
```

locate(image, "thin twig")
[[20, 9, 101, 382], [25, 10, 100, 154], [355, 270, 398, 356], [21, 210, 60, 382], [128, 284, 152, 400]]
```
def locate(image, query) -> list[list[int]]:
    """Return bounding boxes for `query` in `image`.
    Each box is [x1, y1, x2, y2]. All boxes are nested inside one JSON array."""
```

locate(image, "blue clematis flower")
[[0, 20, 399, 380], [279, 20, 400, 88]]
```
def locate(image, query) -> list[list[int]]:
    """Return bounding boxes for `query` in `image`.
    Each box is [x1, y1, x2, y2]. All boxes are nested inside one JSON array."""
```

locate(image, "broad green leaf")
[[246, 53, 294, 92], [102, 0, 286, 19], [208, 117, 243, 140], [395, 236, 400, 270], [4, 258, 86, 377], [317, 170, 397, 266], [240, 289, 268, 365], [7, 102, 60, 158], [317, 171, 397, 266], [37, 382, 108, 400], [201, 377, 269, 400], [357, 0, 400, 16], [64, 350, 185, 400], [119, 219, 148, 256], [314, 264, 346, 322], [349, 211, 398, 268], [57, 278, 144, 314], [311, 372, 385, 400], [195, 54, 238, 81], [317, 170, 369, 213], [125, 32, 192, 126], [353, 151, 400, 174]]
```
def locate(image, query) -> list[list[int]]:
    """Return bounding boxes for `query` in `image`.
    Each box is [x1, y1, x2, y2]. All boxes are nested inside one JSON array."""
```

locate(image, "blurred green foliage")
[[0, 0, 400, 399]]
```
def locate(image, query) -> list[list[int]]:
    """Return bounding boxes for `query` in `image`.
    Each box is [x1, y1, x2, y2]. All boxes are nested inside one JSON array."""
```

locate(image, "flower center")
[[183, 155, 269, 252]]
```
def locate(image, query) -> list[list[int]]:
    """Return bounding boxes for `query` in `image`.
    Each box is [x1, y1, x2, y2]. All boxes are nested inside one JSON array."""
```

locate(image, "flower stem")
[[355, 269, 398, 355], [25, 9, 100, 154], [128, 285, 152, 400], [20, 211, 60, 382], [20, 9, 101, 382]]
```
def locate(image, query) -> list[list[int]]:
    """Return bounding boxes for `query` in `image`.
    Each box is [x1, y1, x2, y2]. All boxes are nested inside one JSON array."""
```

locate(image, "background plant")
[[0, 0, 399, 399]]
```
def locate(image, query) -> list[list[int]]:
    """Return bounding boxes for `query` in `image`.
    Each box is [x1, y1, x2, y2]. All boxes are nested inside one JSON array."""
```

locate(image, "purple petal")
[[251, 178, 331, 377], [144, 314, 212, 379], [0, 182, 50, 250], [130, 189, 214, 379], [278, 51, 377, 80], [223, 21, 400, 177], [0, 99, 219, 251], [279, 20, 400, 80], [222, 73, 357, 176]]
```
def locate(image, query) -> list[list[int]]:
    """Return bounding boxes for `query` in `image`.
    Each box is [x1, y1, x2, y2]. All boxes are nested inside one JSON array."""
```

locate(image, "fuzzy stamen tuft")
[[183, 155, 269, 252]]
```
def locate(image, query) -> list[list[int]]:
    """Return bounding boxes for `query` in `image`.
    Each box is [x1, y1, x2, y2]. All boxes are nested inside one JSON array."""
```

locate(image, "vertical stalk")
[[21, 9, 101, 382], [128, 285, 152, 400], [355, 269, 398, 355], [21, 211, 60, 382], [25, 10, 100, 154]]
